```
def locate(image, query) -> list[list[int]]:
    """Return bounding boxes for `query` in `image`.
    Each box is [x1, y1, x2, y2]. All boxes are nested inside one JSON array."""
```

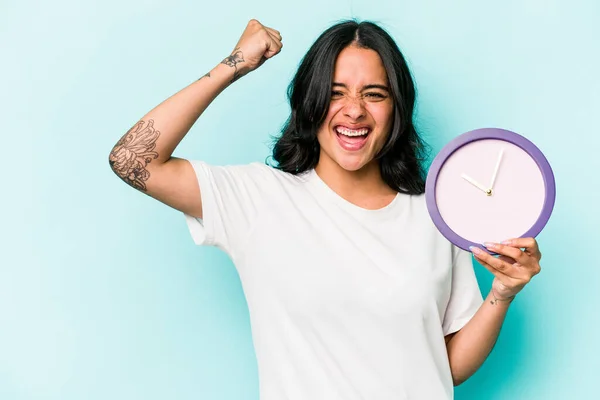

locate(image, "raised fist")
[[222, 19, 283, 82]]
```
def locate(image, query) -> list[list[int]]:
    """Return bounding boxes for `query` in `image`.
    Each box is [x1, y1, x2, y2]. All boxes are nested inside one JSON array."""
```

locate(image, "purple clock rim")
[[425, 127, 556, 252]]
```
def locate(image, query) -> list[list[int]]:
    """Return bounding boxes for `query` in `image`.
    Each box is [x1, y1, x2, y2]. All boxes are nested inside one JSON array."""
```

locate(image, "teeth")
[[336, 127, 369, 136]]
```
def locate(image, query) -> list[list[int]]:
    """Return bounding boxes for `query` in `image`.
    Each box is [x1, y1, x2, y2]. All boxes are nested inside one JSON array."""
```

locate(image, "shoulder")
[[402, 192, 453, 248], [189, 160, 308, 190], [247, 162, 309, 187], [405, 192, 430, 219]]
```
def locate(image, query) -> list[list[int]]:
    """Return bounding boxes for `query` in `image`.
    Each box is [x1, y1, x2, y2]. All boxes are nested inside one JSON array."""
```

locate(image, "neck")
[[314, 157, 397, 209]]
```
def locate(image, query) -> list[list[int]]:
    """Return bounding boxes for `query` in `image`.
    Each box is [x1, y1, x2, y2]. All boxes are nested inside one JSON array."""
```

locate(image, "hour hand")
[[461, 173, 491, 195]]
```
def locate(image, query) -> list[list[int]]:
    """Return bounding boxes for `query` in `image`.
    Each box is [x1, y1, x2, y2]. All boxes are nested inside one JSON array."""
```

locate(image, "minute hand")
[[489, 148, 504, 190]]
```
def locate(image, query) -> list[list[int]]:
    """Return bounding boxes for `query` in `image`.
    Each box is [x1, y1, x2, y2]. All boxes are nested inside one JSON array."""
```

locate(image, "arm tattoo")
[[109, 119, 160, 192], [221, 48, 245, 83], [198, 71, 210, 81]]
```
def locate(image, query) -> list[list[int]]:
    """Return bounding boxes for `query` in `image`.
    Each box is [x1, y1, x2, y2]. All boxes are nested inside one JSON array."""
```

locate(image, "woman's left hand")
[[470, 238, 542, 301]]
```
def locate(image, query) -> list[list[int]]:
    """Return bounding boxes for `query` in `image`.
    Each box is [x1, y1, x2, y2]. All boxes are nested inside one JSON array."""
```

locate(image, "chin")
[[333, 153, 371, 172]]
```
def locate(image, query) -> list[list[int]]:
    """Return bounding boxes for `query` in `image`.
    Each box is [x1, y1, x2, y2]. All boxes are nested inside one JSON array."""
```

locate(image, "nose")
[[342, 96, 366, 120]]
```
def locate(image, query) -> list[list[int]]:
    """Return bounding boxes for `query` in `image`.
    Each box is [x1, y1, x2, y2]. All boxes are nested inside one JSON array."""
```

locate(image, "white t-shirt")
[[184, 161, 483, 400]]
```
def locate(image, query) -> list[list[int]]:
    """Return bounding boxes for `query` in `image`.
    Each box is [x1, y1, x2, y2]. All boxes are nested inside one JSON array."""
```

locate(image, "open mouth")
[[334, 125, 371, 151]]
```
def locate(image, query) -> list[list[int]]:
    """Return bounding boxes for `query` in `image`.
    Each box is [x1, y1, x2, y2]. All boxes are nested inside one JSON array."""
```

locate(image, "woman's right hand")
[[223, 19, 283, 81]]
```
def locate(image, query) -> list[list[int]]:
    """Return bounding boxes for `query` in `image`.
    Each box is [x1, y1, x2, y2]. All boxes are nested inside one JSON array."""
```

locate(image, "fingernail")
[[469, 246, 483, 255], [483, 242, 497, 249], [501, 240, 512, 245]]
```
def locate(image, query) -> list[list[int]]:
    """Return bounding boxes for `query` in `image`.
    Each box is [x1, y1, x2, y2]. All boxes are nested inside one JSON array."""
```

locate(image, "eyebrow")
[[332, 82, 390, 92]]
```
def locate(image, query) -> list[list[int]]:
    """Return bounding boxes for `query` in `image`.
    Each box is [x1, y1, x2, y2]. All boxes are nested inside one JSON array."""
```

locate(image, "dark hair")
[[270, 20, 429, 195]]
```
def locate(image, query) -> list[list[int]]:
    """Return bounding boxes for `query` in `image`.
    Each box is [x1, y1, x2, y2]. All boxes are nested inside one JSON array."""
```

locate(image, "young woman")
[[109, 19, 542, 399]]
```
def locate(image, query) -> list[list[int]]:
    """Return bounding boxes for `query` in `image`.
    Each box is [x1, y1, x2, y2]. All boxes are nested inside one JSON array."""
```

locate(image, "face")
[[316, 45, 394, 173]]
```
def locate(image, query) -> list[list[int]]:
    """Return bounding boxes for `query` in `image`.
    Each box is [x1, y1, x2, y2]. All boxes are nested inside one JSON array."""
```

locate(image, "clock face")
[[426, 128, 556, 252]]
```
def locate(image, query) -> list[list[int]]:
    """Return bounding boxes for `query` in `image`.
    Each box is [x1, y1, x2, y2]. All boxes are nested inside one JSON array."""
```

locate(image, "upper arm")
[[442, 246, 483, 335], [147, 158, 203, 218], [111, 156, 203, 218]]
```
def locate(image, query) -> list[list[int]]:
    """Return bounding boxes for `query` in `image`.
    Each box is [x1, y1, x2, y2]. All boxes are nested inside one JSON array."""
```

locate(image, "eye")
[[364, 92, 386, 99], [331, 91, 344, 98]]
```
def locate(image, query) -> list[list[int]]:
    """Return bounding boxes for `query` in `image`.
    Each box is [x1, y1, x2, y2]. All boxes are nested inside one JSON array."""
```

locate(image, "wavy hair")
[[270, 20, 429, 195]]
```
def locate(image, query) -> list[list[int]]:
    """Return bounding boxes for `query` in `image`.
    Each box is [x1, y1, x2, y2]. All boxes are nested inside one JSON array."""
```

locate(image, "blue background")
[[2, 0, 598, 398]]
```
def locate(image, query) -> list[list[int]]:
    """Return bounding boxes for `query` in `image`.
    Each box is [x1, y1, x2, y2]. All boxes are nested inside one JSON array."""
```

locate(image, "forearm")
[[110, 60, 238, 168], [446, 290, 512, 385]]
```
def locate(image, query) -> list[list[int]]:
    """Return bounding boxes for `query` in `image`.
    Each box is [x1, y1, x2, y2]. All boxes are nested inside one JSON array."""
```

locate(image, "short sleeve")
[[442, 245, 484, 335], [183, 161, 268, 256]]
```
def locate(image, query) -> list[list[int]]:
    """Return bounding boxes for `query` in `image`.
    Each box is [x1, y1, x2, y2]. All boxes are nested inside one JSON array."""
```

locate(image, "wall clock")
[[425, 128, 556, 253]]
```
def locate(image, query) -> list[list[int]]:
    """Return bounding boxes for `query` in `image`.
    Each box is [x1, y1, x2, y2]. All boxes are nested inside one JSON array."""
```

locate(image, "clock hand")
[[461, 173, 491, 195], [489, 148, 504, 190]]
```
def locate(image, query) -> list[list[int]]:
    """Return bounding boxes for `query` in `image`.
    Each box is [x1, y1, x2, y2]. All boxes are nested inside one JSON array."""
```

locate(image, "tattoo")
[[221, 47, 245, 83], [198, 71, 210, 80], [109, 119, 160, 192]]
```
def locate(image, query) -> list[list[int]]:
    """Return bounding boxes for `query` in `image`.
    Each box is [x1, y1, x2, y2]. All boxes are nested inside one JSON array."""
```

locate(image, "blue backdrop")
[[2, 0, 598, 398]]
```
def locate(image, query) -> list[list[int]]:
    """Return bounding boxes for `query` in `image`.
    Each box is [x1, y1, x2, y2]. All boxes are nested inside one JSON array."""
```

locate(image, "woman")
[[109, 19, 542, 399]]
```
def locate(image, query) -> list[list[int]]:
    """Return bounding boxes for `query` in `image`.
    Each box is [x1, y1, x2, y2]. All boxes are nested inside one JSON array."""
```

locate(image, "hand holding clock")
[[462, 146, 540, 301], [470, 238, 542, 302], [426, 128, 555, 303]]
